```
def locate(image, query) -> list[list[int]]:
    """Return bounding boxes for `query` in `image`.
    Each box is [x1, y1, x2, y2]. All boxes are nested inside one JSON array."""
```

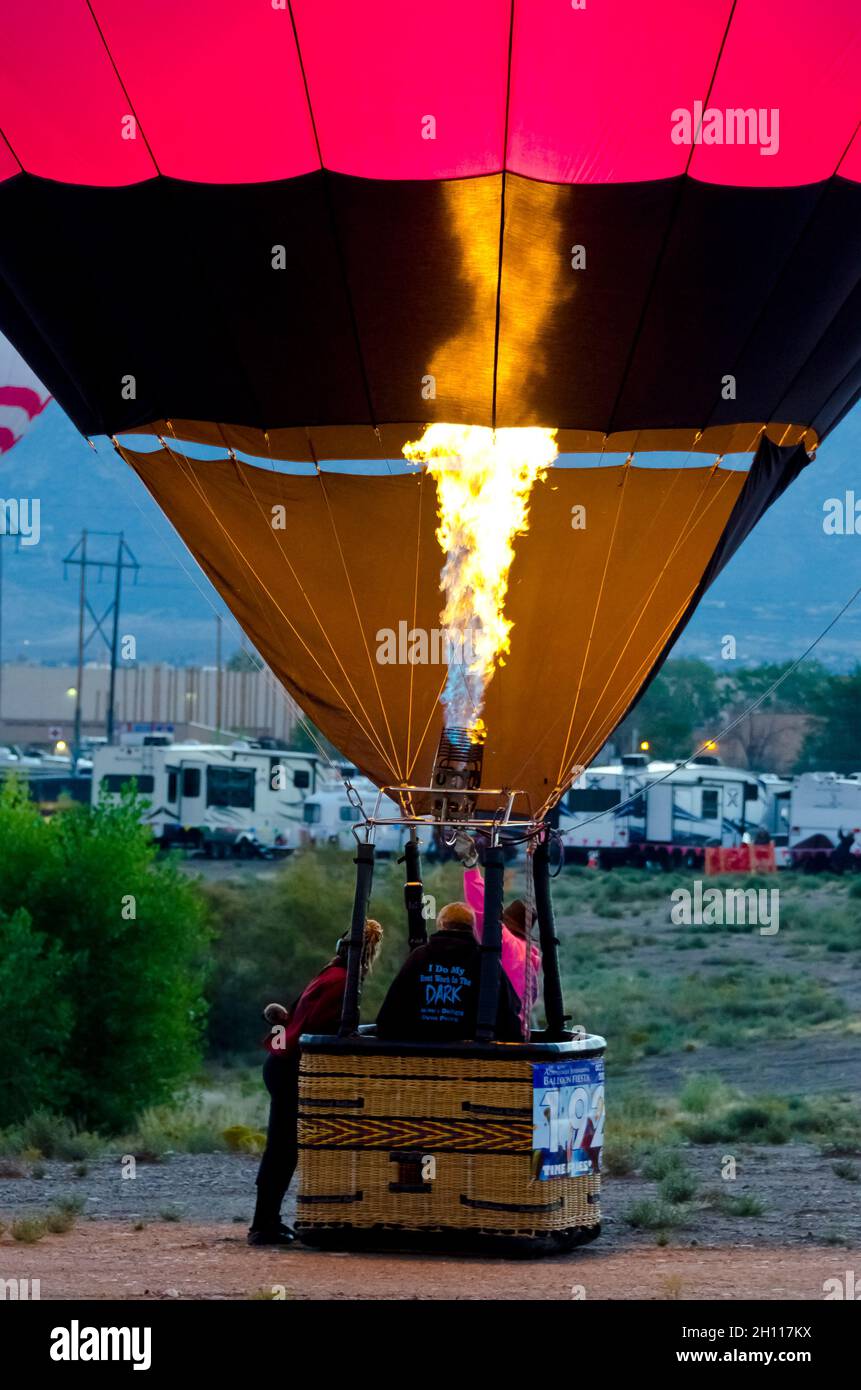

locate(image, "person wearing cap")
[[375, 901, 522, 1043], [249, 919, 383, 1246]]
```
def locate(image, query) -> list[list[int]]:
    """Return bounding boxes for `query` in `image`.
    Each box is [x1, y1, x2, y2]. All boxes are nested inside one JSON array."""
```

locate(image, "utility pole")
[[64, 530, 140, 752], [72, 530, 87, 762], [0, 532, 30, 728], [106, 532, 125, 746], [215, 614, 223, 739]]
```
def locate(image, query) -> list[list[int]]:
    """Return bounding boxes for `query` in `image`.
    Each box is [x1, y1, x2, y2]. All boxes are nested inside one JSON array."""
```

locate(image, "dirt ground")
[[2, 1145, 859, 1299], [4, 1224, 858, 1300]]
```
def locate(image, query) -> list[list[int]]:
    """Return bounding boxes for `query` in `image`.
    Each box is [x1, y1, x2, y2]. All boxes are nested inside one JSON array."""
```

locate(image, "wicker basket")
[[296, 1034, 605, 1247]]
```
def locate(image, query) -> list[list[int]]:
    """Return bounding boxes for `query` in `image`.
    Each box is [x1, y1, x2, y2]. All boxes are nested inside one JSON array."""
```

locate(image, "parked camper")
[[301, 781, 408, 856], [559, 754, 767, 868], [92, 738, 321, 856], [784, 772, 861, 871]]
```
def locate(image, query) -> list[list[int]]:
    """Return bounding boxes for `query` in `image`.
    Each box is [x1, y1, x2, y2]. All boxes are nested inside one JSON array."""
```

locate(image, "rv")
[[558, 754, 767, 868], [782, 772, 861, 871], [92, 738, 322, 855], [300, 780, 417, 857]]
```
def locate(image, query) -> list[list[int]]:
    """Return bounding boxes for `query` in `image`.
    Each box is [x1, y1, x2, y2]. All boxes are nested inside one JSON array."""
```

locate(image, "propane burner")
[[430, 727, 484, 822]]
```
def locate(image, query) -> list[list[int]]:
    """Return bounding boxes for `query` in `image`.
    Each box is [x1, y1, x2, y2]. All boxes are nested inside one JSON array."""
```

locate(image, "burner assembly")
[[430, 728, 485, 823]]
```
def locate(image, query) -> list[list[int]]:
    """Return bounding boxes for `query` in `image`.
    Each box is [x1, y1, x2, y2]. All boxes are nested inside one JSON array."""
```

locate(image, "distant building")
[[0, 662, 300, 745]]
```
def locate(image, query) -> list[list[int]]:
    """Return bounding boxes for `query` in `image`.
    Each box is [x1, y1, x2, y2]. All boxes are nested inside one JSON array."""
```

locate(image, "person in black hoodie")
[[375, 901, 522, 1043]]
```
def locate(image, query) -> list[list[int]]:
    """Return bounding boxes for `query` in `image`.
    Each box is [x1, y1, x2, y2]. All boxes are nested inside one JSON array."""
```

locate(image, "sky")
[[0, 401, 859, 673]]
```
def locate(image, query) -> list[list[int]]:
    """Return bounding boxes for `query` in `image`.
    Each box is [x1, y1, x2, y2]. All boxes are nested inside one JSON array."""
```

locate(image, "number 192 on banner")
[[531, 1058, 604, 1180]]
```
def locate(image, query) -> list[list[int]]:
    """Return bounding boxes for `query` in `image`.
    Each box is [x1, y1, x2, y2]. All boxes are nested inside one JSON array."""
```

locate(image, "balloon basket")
[[295, 1032, 606, 1256]]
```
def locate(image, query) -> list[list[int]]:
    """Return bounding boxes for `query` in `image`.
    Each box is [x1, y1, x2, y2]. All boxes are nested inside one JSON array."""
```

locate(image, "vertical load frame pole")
[[403, 828, 427, 951], [533, 828, 567, 1040], [475, 842, 506, 1041], [339, 841, 376, 1036]]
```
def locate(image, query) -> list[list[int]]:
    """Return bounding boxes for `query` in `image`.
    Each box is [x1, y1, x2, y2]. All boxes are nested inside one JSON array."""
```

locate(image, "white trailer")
[[558, 754, 767, 868], [300, 780, 420, 857], [91, 738, 322, 855], [782, 772, 861, 871]]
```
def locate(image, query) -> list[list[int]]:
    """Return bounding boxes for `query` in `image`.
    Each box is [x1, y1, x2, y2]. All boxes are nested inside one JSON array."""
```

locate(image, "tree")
[[724, 659, 831, 713], [0, 780, 211, 1130], [288, 717, 342, 761], [615, 659, 721, 760], [226, 647, 263, 672], [0, 908, 75, 1127], [796, 667, 861, 774]]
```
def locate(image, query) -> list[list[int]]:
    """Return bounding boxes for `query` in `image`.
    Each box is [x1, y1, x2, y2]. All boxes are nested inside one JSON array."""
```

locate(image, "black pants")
[[252, 1052, 299, 1232]]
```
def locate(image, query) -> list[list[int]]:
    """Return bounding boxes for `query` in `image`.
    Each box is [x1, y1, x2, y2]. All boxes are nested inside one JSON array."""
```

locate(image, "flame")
[[403, 423, 558, 739]]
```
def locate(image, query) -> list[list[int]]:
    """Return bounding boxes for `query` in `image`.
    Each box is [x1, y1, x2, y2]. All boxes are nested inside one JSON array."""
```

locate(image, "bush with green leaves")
[[0, 908, 75, 1124], [0, 779, 211, 1130]]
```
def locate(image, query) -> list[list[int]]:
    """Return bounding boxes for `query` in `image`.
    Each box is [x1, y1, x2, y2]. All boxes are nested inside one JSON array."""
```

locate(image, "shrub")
[[707, 1190, 764, 1217], [223, 1124, 267, 1155], [623, 1199, 686, 1231], [45, 1208, 76, 1234], [0, 780, 211, 1130], [679, 1073, 733, 1116], [13, 1112, 103, 1162], [641, 1149, 686, 1182], [602, 1142, 637, 1177], [682, 1101, 791, 1145], [659, 1169, 699, 1204], [11, 1217, 47, 1243], [0, 908, 74, 1126], [55, 1195, 85, 1216]]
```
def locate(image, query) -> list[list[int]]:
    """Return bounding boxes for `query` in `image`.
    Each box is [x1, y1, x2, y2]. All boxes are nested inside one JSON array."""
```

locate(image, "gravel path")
[[2, 1143, 858, 1251]]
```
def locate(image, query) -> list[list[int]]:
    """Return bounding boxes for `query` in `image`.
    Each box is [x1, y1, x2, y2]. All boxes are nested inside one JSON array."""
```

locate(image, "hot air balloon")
[[1, 0, 859, 1252], [0, 329, 49, 457]]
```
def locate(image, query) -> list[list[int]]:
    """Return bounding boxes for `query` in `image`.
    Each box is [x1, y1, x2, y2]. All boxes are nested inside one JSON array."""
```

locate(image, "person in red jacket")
[[248, 919, 383, 1246]]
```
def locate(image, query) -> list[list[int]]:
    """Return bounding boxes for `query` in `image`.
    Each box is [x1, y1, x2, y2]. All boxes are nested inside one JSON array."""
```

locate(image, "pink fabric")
[[0, 2, 858, 186], [687, 0, 861, 187], [463, 866, 540, 1027], [0, 332, 50, 456], [292, 0, 508, 180], [508, 0, 732, 184]]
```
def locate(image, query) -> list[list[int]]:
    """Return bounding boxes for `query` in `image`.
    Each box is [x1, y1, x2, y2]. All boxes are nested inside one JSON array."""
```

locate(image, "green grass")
[[623, 1198, 687, 1231], [659, 1169, 699, 1204], [680, 1093, 861, 1148], [555, 875, 851, 1064], [566, 956, 845, 1064], [705, 1191, 765, 1218], [641, 1148, 688, 1181]]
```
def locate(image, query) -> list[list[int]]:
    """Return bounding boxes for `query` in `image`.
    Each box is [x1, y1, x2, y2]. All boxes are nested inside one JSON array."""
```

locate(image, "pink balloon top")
[[0, 1, 857, 187]]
